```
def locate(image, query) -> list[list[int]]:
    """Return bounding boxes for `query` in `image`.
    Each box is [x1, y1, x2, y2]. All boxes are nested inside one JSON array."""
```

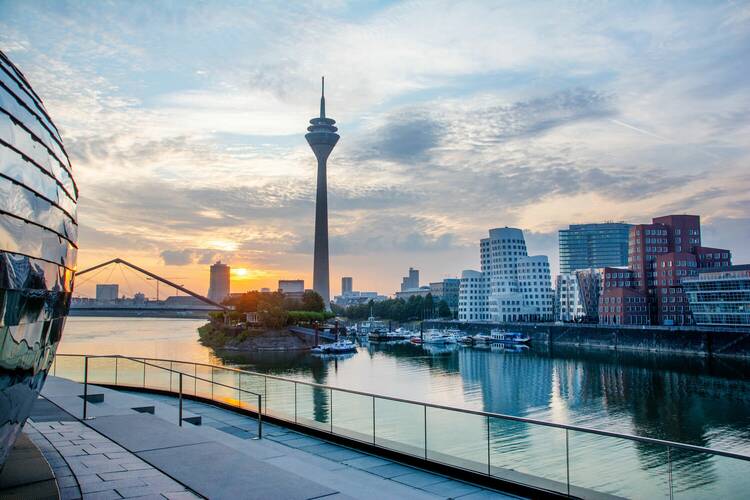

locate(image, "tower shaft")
[[313, 153, 329, 306]]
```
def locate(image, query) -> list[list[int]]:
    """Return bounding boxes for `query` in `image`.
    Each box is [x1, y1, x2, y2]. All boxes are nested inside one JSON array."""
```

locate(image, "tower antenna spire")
[[320, 76, 326, 118]]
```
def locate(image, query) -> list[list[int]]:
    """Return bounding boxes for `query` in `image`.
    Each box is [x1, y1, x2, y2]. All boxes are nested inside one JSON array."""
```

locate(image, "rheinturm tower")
[[305, 77, 339, 309]]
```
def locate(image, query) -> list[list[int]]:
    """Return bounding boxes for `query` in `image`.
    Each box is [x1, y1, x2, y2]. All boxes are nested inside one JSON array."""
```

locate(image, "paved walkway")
[[39, 376, 521, 500]]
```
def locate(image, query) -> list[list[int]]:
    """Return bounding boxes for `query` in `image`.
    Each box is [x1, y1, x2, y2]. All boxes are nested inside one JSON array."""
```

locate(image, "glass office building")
[[0, 50, 78, 465], [683, 265, 750, 326], [559, 223, 631, 273]]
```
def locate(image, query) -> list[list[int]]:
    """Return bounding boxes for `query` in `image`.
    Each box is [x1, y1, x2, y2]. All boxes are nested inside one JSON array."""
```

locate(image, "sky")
[[2, 0, 749, 298]]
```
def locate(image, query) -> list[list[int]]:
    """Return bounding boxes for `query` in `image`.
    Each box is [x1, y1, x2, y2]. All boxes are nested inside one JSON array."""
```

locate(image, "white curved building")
[[458, 270, 488, 321], [459, 227, 553, 323]]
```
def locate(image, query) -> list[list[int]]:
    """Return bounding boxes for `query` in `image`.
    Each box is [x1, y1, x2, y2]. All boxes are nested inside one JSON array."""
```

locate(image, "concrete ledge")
[[78, 393, 104, 403], [131, 406, 155, 414], [181, 415, 202, 426]]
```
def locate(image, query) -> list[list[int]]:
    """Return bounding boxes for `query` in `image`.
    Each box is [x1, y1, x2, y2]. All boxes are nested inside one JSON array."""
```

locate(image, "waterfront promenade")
[[31, 376, 518, 499]]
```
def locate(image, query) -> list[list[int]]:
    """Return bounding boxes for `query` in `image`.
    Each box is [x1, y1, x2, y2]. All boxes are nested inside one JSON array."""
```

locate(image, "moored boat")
[[489, 329, 530, 345]]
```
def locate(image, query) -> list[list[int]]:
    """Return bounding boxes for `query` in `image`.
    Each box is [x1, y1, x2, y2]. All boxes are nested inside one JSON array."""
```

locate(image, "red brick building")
[[599, 215, 731, 326]]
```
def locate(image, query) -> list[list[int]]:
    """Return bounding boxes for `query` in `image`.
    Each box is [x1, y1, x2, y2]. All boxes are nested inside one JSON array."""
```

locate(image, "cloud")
[[3, 0, 749, 294], [160, 249, 194, 266], [360, 112, 440, 162]]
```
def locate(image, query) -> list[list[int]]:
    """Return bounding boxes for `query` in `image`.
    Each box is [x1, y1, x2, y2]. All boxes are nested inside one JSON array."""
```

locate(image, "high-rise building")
[[555, 269, 602, 322], [599, 214, 732, 326], [683, 265, 750, 327], [559, 222, 631, 273], [400, 267, 419, 292], [305, 77, 339, 310], [341, 277, 353, 295], [207, 261, 230, 303], [459, 227, 553, 322]]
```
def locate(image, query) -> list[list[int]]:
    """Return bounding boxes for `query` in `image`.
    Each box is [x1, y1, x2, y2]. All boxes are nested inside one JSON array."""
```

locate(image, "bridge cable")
[[73, 265, 110, 295], [117, 263, 135, 298]]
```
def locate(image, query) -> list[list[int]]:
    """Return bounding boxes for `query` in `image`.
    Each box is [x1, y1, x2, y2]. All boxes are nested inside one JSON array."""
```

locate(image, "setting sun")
[[231, 268, 249, 279]]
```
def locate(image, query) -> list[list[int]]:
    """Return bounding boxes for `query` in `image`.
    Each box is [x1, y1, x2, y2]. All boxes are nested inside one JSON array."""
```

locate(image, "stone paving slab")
[[140, 441, 337, 500], [27, 400, 201, 500], [86, 413, 212, 452], [421, 479, 483, 498]]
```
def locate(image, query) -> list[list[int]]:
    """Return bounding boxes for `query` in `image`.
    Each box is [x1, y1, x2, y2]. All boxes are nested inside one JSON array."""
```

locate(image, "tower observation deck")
[[305, 77, 339, 309]]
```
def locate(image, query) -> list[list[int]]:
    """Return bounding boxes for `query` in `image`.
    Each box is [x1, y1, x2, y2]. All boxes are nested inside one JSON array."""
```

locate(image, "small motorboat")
[[311, 340, 358, 354], [489, 329, 530, 345], [458, 335, 474, 346], [423, 329, 457, 345], [472, 333, 492, 344]]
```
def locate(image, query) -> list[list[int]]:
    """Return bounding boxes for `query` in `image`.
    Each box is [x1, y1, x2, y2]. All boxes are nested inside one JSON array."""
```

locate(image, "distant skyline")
[[1, 1, 748, 297]]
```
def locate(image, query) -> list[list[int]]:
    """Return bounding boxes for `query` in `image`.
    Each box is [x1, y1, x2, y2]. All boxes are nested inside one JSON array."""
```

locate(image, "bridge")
[[74, 258, 227, 312]]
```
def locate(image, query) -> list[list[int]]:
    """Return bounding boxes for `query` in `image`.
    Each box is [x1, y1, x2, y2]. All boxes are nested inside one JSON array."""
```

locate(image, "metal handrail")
[[73, 354, 262, 438], [55, 353, 750, 463]]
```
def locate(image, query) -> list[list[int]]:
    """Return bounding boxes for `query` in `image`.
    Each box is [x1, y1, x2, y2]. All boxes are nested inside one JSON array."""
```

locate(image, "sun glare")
[[232, 268, 249, 278]]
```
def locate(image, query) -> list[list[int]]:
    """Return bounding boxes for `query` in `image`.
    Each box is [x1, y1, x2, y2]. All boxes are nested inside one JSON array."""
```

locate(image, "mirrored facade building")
[[0, 50, 78, 466], [559, 222, 631, 274]]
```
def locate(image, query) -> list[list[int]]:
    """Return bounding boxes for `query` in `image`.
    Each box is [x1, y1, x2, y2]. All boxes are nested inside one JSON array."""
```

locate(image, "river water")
[[59, 317, 750, 498]]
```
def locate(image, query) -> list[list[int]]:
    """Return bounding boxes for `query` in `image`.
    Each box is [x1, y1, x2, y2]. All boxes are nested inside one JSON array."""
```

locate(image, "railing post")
[[372, 397, 376, 445], [294, 382, 298, 424], [566, 428, 570, 497], [82, 356, 89, 420], [668, 446, 673, 500], [423, 405, 427, 460], [257, 394, 263, 439], [179, 373, 183, 427], [114, 357, 118, 386], [330, 388, 333, 434], [142, 359, 146, 388], [487, 415, 491, 476]]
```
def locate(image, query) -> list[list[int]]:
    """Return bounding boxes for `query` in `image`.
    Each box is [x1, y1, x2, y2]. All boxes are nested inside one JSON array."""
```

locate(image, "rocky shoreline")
[[198, 323, 315, 352]]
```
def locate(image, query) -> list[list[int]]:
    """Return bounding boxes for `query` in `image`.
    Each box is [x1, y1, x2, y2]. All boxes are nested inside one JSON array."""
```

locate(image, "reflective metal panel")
[[0, 50, 77, 466]]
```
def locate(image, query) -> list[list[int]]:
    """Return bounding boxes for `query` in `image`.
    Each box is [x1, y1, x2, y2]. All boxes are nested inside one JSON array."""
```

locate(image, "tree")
[[257, 292, 288, 328], [301, 290, 325, 312], [223, 291, 262, 313], [437, 300, 452, 318], [424, 293, 435, 319]]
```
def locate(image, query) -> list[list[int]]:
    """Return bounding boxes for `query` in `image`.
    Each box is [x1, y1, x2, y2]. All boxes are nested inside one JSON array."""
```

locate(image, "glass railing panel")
[[568, 430, 668, 498], [670, 448, 750, 499], [169, 362, 197, 397], [265, 377, 295, 421], [331, 390, 374, 443], [143, 360, 171, 392], [115, 358, 145, 387], [87, 357, 116, 385], [195, 364, 213, 399], [489, 418, 568, 495], [426, 407, 488, 473], [295, 382, 331, 432], [374, 398, 425, 458], [212, 367, 240, 407], [238, 372, 265, 412], [53, 355, 84, 382]]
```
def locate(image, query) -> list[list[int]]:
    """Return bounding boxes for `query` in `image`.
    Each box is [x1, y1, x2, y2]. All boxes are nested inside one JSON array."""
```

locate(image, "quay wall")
[[423, 321, 750, 358]]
